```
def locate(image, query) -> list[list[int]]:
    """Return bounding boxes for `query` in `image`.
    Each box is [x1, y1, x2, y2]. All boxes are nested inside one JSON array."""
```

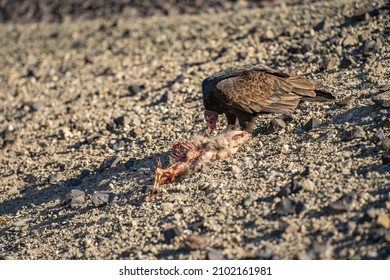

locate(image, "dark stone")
[[128, 84, 145, 96], [288, 44, 300, 54], [362, 39, 379, 55], [91, 191, 115, 207], [372, 91, 390, 108], [64, 189, 85, 208], [163, 225, 183, 244], [275, 197, 305, 215], [322, 57, 338, 70], [99, 156, 121, 171], [276, 180, 301, 197], [114, 115, 129, 127], [341, 127, 366, 141], [85, 132, 101, 144], [67, 178, 82, 187], [267, 118, 286, 134], [339, 56, 356, 69], [327, 191, 357, 214], [106, 121, 116, 132], [381, 138, 390, 151], [371, 130, 386, 142], [303, 118, 320, 131], [315, 129, 336, 142], [72, 40, 85, 49]]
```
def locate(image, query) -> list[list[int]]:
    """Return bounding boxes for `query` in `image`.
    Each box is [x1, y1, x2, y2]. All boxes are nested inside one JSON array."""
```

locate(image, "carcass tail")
[[302, 89, 336, 102]]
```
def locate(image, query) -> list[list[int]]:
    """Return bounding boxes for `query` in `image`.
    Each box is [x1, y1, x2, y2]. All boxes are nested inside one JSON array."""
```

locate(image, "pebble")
[[91, 191, 114, 207], [64, 189, 85, 208], [276, 180, 301, 197], [163, 224, 183, 244], [303, 118, 320, 131], [341, 127, 366, 141], [48, 174, 60, 184], [124, 159, 136, 170], [184, 234, 208, 250], [129, 127, 142, 138], [128, 84, 145, 96], [339, 56, 356, 69], [382, 138, 390, 152], [371, 130, 385, 142], [99, 156, 121, 170], [275, 197, 305, 215], [113, 115, 129, 128], [372, 91, 390, 108], [322, 57, 338, 70], [343, 35, 356, 47], [267, 118, 286, 134], [281, 144, 289, 154], [300, 178, 315, 191], [327, 191, 356, 214], [361, 39, 379, 55]]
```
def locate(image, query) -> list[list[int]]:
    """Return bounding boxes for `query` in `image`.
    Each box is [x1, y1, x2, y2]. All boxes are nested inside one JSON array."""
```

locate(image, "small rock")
[[184, 234, 208, 250], [358, 31, 370, 42], [381, 138, 390, 151], [302, 37, 316, 53], [129, 127, 142, 138], [362, 39, 379, 55], [347, 221, 357, 232], [308, 240, 333, 259], [337, 96, 355, 107], [339, 56, 356, 69], [284, 223, 298, 234], [163, 224, 183, 244], [303, 118, 320, 131], [300, 178, 315, 191], [328, 191, 357, 214], [322, 57, 338, 70], [99, 156, 121, 170], [91, 191, 114, 207], [261, 29, 275, 41], [12, 219, 30, 227], [114, 116, 129, 128], [315, 129, 336, 142], [343, 35, 356, 47], [372, 91, 390, 108], [267, 118, 286, 133], [64, 189, 85, 208], [144, 133, 152, 143], [207, 249, 223, 260], [379, 84, 390, 92], [341, 127, 366, 141], [314, 19, 330, 31], [370, 130, 385, 142], [48, 174, 60, 184], [281, 144, 289, 154], [276, 180, 301, 197], [275, 197, 305, 215], [85, 132, 101, 144], [376, 212, 390, 229], [128, 84, 145, 96]]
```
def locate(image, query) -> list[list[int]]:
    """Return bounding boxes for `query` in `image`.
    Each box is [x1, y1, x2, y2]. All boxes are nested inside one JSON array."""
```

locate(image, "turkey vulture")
[[202, 66, 335, 133]]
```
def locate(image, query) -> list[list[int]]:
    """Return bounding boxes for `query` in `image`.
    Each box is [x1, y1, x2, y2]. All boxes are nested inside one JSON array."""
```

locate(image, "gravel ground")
[[0, 0, 389, 260]]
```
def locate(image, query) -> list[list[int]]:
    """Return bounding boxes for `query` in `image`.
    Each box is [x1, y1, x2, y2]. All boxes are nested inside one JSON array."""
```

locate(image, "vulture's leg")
[[223, 112, 237, 132], [238, 114, 256, 133]]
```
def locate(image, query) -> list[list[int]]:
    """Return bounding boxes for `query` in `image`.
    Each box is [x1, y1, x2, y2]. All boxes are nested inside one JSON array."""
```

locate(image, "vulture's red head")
[[204, 110, 218, 132]]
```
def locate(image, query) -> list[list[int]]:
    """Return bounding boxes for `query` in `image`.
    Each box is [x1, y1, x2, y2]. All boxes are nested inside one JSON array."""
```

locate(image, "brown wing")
[[215, 69, 317, 114]]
